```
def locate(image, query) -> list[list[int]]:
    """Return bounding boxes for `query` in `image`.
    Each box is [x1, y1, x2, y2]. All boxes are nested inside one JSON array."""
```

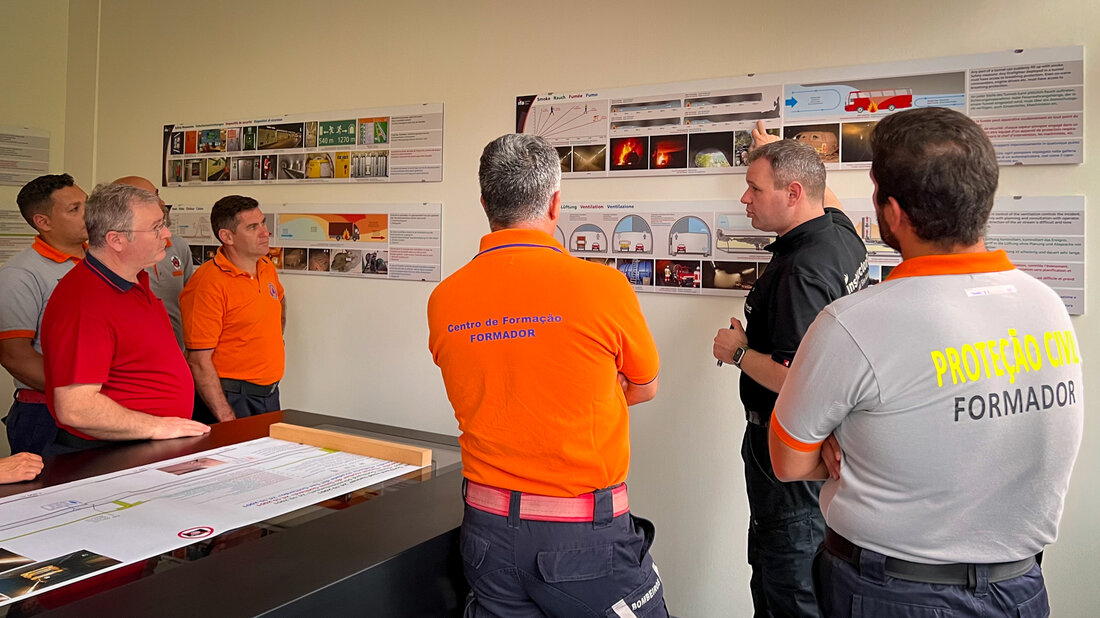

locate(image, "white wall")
[[6, 0, 1099, 614]]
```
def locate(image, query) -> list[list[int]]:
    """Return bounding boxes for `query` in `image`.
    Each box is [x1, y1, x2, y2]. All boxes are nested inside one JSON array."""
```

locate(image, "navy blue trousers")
[[193, 385, 280, 423], [815, 545, 1050, 617], [460, 486, 669, 617], [743, 421, 824, 617], [4, 399, 57, 456]]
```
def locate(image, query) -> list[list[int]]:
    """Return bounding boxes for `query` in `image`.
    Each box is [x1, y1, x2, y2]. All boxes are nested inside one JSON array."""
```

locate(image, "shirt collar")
[[213, 246, 270, 277], [84, 251, 141, 292], [475, 228, 564, 258], [765, 209, 834, 254], [32, 236, 85, 263], [885, 250, 1015, 281]]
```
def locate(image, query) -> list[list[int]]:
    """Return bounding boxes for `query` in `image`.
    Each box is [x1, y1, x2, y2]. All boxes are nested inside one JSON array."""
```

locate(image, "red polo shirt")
[[42, 252, 193, 439]]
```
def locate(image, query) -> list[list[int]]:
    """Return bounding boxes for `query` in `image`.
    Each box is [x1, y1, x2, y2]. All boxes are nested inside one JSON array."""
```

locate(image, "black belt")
[[220, 378, 279, 397], [824, 527, 1036, 587], [746, 409, 769, 426]]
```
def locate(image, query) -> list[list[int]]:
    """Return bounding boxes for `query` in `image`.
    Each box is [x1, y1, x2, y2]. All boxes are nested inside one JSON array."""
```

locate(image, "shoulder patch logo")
[[268, 282, 278, 298]]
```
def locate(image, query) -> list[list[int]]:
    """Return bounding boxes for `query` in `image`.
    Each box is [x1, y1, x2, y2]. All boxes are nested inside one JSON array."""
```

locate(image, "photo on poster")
[[0, 550, 121, 600], [358, 117, 390, 145], [612, 215, 653, 254], [170, 131, 184, 155], [349, 151, 389, 178], [183, 159, 205, 182], [184, 131, 198, 154], [260, 155, 277, 180], [650, 135, 688, 170], [616, 258, 654, 286], [206, 157, 229, 182], [569, 224, 608, 254], [282, 248, 307, 270], [167, 159, 184, 183], [318, 120, 356, 147], [584, 257, 616, 268], [0, 549, 33, 573], [609, 137, 649, 171], [329, 249, 362, 273], [733, 128, 780, 166], [202, 246, 218, 262], [555, 146, 572, 173], [189, 245, 205, 266], [688, 132, 734, 168], [703, 261, 759, 291], [199, 129, 223, 153], [333, 152, 351, 178], [274, 150, 305, 178], [571, 145, 606, 172], [232, 156, 260, 181], [715, 211, 771, 254], [840, 122, 876, 163], [158, 457, 227, 476], [784, 124, 840, 163], [257, 122, 304, 150], [242, 126, 257, 150], [668, 216, 712, 257], [305, 153, 334, 179], [362, 250, 388, 275], [308, 248, 331, 272], [266, 247, 283, 268], [225, 128, 241, 152], [304, 121, 318, 148], [655, 259, 702, 288]]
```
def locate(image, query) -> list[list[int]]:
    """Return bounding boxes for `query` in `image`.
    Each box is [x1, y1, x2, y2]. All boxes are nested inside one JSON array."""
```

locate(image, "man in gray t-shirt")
[[0, 174, 88, 455], [770, 108, 1082, 617], [113, 176, 194, 348]]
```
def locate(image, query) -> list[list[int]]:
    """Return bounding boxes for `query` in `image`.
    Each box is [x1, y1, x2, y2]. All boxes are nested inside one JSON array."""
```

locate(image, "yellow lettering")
[[1044, 331, 1062, 368], [945, 347, 966, 385], [960, 344, 981, 381], [931, 351, 948, 387]]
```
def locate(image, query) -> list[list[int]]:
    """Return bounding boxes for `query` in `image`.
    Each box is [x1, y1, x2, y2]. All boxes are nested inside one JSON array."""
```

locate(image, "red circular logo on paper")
[[178, 526, 214, 539]]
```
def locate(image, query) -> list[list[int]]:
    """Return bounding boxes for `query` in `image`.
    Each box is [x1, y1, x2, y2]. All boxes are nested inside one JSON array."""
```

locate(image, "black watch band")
[[732, 346, 749, 367]]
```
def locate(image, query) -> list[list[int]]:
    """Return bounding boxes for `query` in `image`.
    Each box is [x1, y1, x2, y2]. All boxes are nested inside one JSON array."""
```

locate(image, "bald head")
[[112, 176, 164, 208]]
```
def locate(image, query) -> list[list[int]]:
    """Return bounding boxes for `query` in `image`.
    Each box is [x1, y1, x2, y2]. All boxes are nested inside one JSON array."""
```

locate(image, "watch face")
[[733, 347, 747, 365]]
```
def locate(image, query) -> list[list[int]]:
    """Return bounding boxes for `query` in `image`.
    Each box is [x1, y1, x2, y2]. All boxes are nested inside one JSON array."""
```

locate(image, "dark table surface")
[[0, 410, 466, 617]]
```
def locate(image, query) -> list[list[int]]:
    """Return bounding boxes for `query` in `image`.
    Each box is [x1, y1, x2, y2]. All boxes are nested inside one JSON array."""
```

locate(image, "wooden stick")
[[269, 423, 432, 467]]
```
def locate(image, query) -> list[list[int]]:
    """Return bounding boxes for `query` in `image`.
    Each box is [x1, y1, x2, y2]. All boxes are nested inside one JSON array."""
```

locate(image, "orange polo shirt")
[[179, 247, 285, 385], [428, 228, 660, 497]]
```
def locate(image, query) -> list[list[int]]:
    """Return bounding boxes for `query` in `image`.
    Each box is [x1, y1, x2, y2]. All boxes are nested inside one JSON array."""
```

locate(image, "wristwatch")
[[732, 346, 749, 368]]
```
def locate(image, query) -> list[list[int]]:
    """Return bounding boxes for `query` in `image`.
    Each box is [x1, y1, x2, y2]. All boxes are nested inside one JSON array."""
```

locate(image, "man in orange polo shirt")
[[180, 195, 285, 422], [428, 134, 668, 616], [0, 174, 88, 455]]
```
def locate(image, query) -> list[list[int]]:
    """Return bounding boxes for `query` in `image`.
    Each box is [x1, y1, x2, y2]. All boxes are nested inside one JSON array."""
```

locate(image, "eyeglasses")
[[114, 221, 167, 235]]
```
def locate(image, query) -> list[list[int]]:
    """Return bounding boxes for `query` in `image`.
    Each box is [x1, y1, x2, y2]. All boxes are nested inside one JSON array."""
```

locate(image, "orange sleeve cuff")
[[0, 330, 36, 341], [770, 410, 822, 453]]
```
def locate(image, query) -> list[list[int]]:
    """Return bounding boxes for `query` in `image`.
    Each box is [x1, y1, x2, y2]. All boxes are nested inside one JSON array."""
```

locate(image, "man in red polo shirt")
[[428, 134, 667, 616], [41, 183, 209, 454], [180, 195, 285, 422], [0, 173, 88, 455]]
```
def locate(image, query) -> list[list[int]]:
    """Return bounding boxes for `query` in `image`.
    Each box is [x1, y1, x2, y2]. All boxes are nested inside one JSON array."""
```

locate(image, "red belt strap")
[[464, 480, 629, 523], [14, 389, 47, 404]]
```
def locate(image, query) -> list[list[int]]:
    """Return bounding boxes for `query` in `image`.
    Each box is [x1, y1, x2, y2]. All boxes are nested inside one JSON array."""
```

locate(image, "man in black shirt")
[[713, 127, 868, 616]]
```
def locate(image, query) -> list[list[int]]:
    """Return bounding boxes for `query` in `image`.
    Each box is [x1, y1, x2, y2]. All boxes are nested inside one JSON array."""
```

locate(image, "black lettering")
[[1004, 389, 1023, 415], [1068, 380, 1076, 404], [989, 392, 1001, 417], [1025, 386, 1040, 412], [968, 395, 985, 420], [1056, 382, 1068, 407], [954, 397, 965, 422], [1041, 384, 1055, 409]]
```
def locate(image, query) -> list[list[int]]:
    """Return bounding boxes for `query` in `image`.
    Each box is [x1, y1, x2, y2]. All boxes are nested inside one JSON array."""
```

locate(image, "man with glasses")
[[113, 176, 194, 349], [40, 183, 209, 454], [0, 174, 88, 455], [180, 195, 285, 422]]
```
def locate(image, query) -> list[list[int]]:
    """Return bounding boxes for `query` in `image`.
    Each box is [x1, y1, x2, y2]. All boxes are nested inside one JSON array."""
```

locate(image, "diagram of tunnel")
[[613, 215, 653, 254], [715, 213, 772, 254], [570, 224, 607, 253], [667, 216, 712, 257]]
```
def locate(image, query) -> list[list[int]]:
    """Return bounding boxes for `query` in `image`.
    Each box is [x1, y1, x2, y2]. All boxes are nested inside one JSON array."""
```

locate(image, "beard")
[[876, 206, 901, 252]]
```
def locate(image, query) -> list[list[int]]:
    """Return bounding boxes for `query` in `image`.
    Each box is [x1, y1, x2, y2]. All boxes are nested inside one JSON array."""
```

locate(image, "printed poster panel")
[[162, 104, 443, 186], [0, 126, 49, 187], [517, 47, 1082, 178], [561, 197, 1083, 314], [0, 437, 424, 608], [171, 204, 442, 283], [0, 210, 36, 267]]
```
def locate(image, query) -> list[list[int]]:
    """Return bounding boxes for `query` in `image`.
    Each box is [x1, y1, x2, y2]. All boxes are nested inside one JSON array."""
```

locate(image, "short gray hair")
[[85, 183, 159, 248], [479, 134, 561, 227], [744, 140, 826, 202]]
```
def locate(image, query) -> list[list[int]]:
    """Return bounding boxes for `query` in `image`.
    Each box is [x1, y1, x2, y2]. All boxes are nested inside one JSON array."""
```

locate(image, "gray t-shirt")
[[145, 233, 194, 349], [0, 240, 82, 390], [774, 254, 1083, 564]]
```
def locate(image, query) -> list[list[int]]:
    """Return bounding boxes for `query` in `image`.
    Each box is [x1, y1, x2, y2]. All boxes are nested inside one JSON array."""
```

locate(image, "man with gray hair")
[[40, 183, 209, 454], [712, 121, 868, 616], [428, 134, 668, 616]]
